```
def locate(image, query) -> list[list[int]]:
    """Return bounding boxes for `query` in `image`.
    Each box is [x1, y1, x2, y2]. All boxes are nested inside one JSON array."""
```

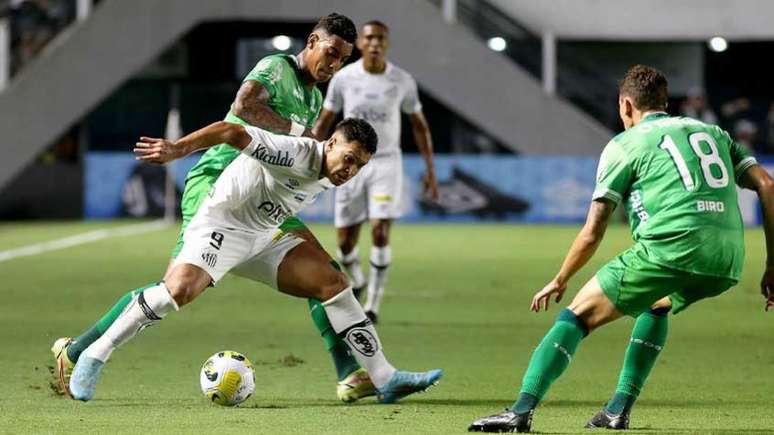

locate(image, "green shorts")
[[596, 243, 737, 317], [171, 173, 308, 258]]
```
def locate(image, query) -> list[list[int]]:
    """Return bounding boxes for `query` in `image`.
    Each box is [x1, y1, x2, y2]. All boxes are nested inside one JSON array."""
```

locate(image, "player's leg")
[[587, 297, 670, 430], [275, 240, 442, 403], [362, 156, 402, 323], [363, 218, 392, 322], [337, 223, 366, 299], [588, 273, 737, 429], [334, 166, 369, 299], [469, 276, 622, 433], [52, 174, 213, 389], [69, 224, 250, 401], [230, 227, 371, 402]]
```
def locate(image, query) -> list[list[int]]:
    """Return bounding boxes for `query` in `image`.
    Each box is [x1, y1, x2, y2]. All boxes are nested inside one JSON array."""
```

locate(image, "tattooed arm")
[[232, 80, 315, 138]]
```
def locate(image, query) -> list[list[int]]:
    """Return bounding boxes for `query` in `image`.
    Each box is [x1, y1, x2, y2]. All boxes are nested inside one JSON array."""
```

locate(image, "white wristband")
[[289, 121, 305, 137]]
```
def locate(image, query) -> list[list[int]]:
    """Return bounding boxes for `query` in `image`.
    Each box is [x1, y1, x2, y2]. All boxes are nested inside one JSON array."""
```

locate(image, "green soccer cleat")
[[51, 337, 75, 399], [377, 369, 443, 404], [336, 368, 376, 403]]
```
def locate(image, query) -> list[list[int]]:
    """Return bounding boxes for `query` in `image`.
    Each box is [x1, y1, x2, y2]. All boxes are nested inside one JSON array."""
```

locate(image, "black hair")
[[363, 20, 389, 32], [619, 64, 668, 111], [313, 13, 357, 44], [335, 118, 378, 155]]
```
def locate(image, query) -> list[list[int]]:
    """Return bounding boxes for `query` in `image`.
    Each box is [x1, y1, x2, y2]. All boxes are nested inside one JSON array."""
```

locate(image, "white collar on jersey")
[[315, 141, 335, 188], [357, 58, 393, 76]]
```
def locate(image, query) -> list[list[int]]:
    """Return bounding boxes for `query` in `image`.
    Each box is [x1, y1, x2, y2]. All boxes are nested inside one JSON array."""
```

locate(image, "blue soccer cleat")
[[69, 355, 105, 401], [377, 368, 443, 404]]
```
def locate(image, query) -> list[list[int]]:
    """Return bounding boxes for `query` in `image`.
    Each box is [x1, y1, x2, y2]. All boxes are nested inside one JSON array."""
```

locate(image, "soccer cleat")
[[365, 310, 378, 325], [69, 355, 105, 401], [585, 408, 630, 430], [377, 368, 443, 404], [336, 368, 377, 403], [468, 409, 533, 433], [51, 337, 75, 399]]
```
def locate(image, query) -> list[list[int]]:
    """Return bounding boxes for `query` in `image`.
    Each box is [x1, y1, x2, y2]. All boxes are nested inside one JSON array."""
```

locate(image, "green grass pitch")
[[1, 221, 773, 434]]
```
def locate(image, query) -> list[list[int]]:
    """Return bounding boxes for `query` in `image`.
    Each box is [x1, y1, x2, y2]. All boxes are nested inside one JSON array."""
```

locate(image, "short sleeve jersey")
[[592, 113, 757, 279], [186, 54, 323, 180], [193, 127, 333, 233], [323, 59, 421, 158]]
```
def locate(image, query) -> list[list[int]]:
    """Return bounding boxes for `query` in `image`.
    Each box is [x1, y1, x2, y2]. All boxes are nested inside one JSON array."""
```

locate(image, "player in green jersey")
[[53, 14, 376, 403], [469, 65, 774, 433]]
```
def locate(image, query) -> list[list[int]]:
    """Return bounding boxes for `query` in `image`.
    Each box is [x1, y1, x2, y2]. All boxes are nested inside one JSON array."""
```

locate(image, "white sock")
[[322, 288, 396, 388], [337, 246, 366, 289], [85, 283, 179, 362], [364, 246, 391, 314]]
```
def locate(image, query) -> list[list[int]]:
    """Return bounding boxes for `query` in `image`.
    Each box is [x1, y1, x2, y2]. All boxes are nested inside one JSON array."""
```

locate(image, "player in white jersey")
[[314, 20, 438, 324], [67, 118, 443, 403]]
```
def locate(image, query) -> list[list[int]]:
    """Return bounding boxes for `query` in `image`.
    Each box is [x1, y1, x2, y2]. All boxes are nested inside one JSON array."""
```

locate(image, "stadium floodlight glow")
[[708, 36, 728, 53], [487, 36, 507, 52], [271, 35, 292, 51]]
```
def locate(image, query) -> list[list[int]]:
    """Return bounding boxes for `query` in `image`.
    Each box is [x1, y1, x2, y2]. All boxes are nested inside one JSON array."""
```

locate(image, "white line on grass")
[[0, 220, 171, 263]]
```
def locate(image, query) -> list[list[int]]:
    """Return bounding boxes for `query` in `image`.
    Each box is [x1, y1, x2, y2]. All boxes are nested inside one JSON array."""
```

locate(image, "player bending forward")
[[67, 118, 442, 403], [469, 65, 774, 432]]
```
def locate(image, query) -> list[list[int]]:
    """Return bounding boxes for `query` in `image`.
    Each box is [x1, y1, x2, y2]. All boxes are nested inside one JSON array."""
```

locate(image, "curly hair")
[[313, 13, 357, 44], [619, 64, 668, 111], [335, 118, 378, 155]]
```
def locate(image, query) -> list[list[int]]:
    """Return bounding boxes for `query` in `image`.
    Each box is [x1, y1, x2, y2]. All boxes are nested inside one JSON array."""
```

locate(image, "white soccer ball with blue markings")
[[200, 351, 255, 406]]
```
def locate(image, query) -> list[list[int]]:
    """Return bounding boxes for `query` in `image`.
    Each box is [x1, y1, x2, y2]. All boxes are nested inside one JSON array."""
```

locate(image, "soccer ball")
[[199, 351, 255, 406]]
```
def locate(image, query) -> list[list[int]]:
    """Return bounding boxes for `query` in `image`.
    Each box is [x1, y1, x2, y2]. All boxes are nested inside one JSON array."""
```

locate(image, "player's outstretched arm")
[[134, 121, 251, 164], [739, 164, 774, 311], [233, 81, 315, 138], [532, 199, 616, 311], [409, 112, 439, 201]]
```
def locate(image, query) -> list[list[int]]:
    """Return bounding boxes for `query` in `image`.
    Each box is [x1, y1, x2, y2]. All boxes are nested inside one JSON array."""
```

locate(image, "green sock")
[[605, 308, 668, 414], [511, 308, 587, 413], [66, 284, 152, 362], [308, 298, 361, 381]]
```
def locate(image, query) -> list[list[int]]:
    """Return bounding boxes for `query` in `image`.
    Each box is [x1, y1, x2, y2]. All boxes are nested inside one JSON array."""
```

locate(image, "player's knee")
[[165, 270, 207, 306], [316, 271, 350, 302], [371, 225, 389, 246]]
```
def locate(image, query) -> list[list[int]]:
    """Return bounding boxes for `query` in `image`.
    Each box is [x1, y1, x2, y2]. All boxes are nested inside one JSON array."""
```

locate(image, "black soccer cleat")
[[365, 310, 378, 325], [585, 408, 629, 430], [468, 409, 533, 433]]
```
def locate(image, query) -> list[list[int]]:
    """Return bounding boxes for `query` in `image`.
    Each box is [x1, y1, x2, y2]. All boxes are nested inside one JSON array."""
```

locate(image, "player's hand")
[[531, 278, 567, 312], [423, 169, 439, 202], [761, 267, 774, 312], [133, 137, 184, 164]]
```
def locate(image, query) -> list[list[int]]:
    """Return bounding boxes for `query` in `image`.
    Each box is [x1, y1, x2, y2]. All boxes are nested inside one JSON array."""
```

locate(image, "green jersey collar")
[[641, 112, 669, 123]]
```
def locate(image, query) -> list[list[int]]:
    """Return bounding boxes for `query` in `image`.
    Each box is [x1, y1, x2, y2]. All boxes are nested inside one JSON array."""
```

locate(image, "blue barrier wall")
[[85, 152, 767, 225]]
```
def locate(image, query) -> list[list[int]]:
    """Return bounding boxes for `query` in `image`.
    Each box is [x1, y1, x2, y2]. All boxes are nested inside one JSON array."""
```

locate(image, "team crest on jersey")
[[201, 251, 218, 268], [345, 328, 378, 357], [384, 85, 398, 98], [284, 178, 300, 190]]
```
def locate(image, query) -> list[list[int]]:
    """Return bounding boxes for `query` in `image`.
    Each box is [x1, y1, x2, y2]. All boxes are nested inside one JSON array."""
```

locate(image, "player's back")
[[599, 112, 757, 280]]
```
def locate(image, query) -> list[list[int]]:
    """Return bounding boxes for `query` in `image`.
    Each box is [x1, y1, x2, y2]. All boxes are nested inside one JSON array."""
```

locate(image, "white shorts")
[[334, 154, 403, 227], [174, 219, 304, 288]]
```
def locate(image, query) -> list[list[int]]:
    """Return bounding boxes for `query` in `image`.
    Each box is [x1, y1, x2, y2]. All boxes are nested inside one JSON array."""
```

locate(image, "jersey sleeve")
[[592, 139, 633, 204], [322, 73, 343, 113], [241, 126, 317, 177], [243, 56, 286, 99], [716, 126, 758, 181], [401, 75, 423, 114]]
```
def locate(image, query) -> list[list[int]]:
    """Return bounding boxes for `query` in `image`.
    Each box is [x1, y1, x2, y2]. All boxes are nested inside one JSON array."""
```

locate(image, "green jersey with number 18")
[[186, 54, 323, 181], [593, 112, 757, 280]]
